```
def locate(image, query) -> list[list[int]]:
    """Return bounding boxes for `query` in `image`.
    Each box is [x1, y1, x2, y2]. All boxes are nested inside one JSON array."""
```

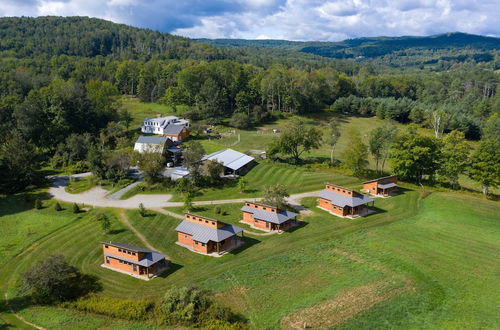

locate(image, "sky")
[[1, 0, 499, 41]]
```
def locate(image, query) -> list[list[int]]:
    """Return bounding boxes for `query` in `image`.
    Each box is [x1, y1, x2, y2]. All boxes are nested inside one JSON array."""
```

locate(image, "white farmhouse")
[[141, 115, 189, 135]]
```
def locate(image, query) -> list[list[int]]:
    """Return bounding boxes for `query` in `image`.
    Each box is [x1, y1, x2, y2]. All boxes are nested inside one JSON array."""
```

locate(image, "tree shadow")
[[1, 295, 32, 315], [0, 191, 52, 218], [157, 262, 183, 278], [107, 229, 127, 235], [230, 236, 261, 255]]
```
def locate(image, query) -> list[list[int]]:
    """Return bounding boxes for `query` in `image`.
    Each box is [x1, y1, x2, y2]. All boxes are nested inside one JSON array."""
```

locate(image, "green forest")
[[0, 16, 499, 195]]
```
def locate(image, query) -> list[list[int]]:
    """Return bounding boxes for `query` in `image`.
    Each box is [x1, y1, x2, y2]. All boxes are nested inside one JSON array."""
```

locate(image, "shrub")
[[157, 286, 246, 328], [139, 203, 146, 217], [34, 198, 43, 210], [214, 206, 221, 214], [21, 254, 100, 304], [54, 202, 62, 211], [63, 294, 153, 320], [72, 203, 80, 213], [158, 286, 210, 325]]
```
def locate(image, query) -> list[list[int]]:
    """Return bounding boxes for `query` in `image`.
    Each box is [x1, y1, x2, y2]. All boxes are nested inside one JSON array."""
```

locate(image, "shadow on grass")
[[107, 229, 127, 235], [230, 236, 261, 255], [158, 262, 183, 278], [1, 295, 32, 315], [286, 220, 309, 233], [0, 191, 51, 218], [365, 206, 387, 218]]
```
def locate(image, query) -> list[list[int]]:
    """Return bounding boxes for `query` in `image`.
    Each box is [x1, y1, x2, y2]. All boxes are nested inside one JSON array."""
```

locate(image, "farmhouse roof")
[[202, 149, 254, 171], [241, 205, 297, 224], [362, 175, 397, 184], [135, 136, 169, 144], [318, 189, 374, 207], [164, 124, 185, 136], [175, 221, 243, 243]]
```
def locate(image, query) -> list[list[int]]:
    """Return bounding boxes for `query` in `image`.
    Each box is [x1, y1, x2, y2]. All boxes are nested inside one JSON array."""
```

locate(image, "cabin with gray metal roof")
[[317, 184, 374, 218], [362, 175, 398, 197], [175, 213, 244, 256], [241, 202, 298, 232], [101, 241, 168, 280]]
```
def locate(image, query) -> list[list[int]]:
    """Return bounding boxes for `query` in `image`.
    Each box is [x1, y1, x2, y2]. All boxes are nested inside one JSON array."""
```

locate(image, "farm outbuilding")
[[202, 148, 255, 175]]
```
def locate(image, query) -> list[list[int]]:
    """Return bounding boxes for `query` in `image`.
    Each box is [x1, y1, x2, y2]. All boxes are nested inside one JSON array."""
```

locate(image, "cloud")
[[0, 0, 498, 41]]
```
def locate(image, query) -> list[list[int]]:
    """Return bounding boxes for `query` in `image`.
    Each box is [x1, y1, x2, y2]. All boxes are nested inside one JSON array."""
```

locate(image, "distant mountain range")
[[197, 33, 500, 59], [197, 33, 500, 69]]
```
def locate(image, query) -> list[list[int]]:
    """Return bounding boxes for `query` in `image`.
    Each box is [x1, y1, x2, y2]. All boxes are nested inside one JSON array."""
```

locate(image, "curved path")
[[48, 174, 319, 210]]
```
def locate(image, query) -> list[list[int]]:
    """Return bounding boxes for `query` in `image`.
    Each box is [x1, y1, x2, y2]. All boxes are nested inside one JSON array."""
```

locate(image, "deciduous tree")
[[342, 129, 369, 176], [468, 139, 500, 196], [437, 130, 470, 189], [390, 126, 441, 184]]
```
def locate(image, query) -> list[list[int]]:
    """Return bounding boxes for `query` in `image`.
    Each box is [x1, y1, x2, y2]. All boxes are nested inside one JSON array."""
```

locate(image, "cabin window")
[[201, 243, 205, 247], [132, 252, 136, 256], [263, 207, 267, 210], [104, 245, 108, 248], [211, 222, 215, 225], [266, 222, 269, 228], [205, 220, 208, 223], [246, 203, 250, 206], [105, 256, 110, 264]]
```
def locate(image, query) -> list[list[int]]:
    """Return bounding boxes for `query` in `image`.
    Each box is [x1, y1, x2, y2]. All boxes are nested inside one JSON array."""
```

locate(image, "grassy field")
[[1, 177, 498, 328], [123, 160, 360, 202], [65, 175, 134, 195]]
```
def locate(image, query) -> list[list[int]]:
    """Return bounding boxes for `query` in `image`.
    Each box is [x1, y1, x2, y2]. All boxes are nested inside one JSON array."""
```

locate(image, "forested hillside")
[[199, 33, 500, 70], [0, 16, 222, 60], [0, 16, 498, 195]]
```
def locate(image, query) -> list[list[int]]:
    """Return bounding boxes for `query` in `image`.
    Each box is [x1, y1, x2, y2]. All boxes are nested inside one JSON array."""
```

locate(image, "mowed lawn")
[[2, 182, 499, 327], [171, 161, 359, 201]]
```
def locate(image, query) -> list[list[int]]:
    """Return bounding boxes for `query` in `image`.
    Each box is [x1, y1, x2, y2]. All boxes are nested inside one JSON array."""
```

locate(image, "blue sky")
[[1, 0, 499, 41]]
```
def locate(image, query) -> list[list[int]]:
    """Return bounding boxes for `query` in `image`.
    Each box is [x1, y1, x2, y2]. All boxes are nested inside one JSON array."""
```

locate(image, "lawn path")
[[3, 293, 45, 330], [117, 210, 162, 253]]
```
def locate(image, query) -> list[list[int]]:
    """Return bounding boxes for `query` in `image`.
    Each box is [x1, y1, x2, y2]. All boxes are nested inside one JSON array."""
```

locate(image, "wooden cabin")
[[175, 213, 244, 256], [362, 175, 398, 197], [317, 184, 374, 218], [101, 242, 168, 280], [241, 202, 298, 232]]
